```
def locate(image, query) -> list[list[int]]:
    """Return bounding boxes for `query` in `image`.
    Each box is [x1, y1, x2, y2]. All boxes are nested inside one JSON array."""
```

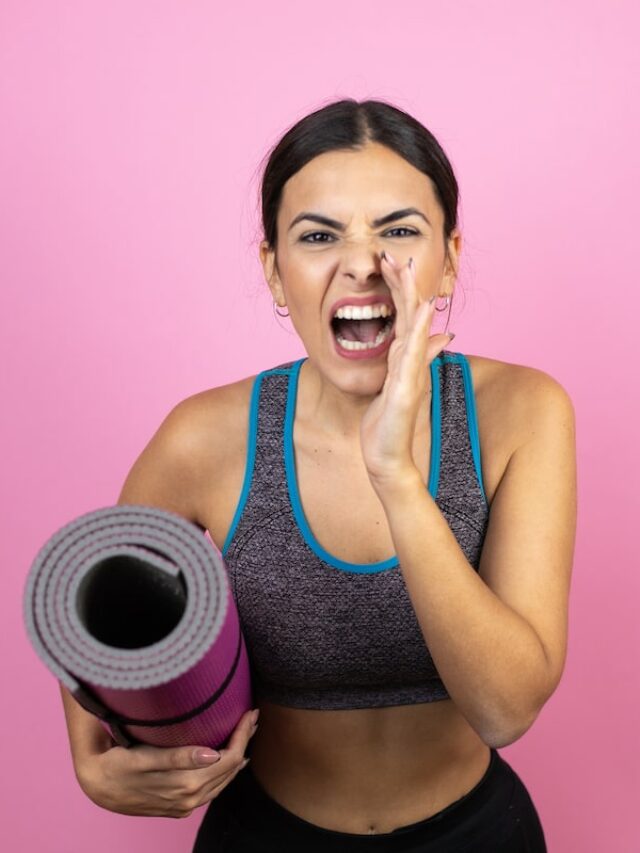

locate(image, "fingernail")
[[384, 251, 397, 266], [447, 332, 456, 341], [194, 749, 221, 764], [408, 257, 414, 271], [241, 757, 251, 769], [428, 295, 436, 304], [251, 709, 260, 725]]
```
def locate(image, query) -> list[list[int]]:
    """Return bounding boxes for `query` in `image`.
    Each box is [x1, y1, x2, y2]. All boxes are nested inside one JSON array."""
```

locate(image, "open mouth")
[[330, 309, 396, 352]]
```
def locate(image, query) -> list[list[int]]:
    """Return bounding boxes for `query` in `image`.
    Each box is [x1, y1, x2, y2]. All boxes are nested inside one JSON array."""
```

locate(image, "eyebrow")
[[287, 207, 432, 232]]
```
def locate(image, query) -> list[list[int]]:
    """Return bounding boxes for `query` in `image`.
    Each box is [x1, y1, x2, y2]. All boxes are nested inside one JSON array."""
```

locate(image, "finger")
[[224, 708, 260, 761], [428, 331, 455, 362], [403, 257, 421, 332], [401, 298, 436, 385], [133, 743, 223, 773], [412, 296, 435, 342], [408, 301, 453, 388], [132, 726, 253, 772], [402, 293, 433, 354], [409, 292, 454, 362], [381, 252, 407, 341], [383, 253, 422, 344], [191, 708, 258, 783]]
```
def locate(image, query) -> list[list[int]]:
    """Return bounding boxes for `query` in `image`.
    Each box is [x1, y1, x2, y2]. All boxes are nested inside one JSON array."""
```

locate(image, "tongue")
[[334, 318, 385, 343]]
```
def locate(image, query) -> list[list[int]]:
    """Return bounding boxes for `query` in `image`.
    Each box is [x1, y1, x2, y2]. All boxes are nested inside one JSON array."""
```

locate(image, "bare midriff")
[[246, 699, 492, 835]]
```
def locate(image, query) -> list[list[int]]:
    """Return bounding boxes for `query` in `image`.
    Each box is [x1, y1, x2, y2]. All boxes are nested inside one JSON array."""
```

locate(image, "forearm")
[[373, 469, 550, 748], [60, 684, 114, 785]]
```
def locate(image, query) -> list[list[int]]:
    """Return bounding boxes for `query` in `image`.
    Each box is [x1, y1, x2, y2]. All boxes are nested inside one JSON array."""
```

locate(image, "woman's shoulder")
[[141, 373, 259, 532], [464, 351, 572, 407], [116, 372, 259, 529], [176, 358, 301, 435], [464, 351, 574, 458], [171, 372, 258, 460]]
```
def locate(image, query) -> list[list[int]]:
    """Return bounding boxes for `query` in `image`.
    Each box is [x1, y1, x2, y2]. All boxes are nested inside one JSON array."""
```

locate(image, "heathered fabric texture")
[[220, 351, 490, 710]]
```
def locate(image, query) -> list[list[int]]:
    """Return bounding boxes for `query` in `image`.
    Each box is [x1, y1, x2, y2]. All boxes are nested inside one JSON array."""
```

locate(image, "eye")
[[299, 231, 336, 243], [299, 227, 418, 243], [386, 227, 418, 238]]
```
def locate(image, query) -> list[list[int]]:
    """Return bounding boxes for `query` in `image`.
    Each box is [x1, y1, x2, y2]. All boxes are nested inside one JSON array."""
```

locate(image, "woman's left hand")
[[360, 251, 453, 489]]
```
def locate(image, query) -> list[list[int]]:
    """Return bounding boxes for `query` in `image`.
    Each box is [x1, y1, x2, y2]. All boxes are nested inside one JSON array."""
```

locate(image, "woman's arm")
[[61, 398, 205, 783], [60, 683, 116, 790], [59, 393, 258, 815], [370, 370, 577, 749]]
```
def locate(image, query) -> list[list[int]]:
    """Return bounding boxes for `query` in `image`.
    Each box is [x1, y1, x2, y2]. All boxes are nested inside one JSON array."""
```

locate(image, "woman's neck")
[[296, 357, 432, 443]]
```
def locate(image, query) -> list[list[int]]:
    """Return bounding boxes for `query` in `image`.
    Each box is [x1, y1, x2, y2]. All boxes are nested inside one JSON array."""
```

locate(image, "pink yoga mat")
[[23, 504, 253, 750]]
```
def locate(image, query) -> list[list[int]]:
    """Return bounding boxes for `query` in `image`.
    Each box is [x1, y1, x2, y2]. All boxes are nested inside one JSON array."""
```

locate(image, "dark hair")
[[258, 98, 460, 278]]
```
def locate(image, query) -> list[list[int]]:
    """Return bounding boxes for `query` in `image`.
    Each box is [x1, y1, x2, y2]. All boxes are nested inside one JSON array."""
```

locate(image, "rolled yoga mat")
[[23, 504, 253, 750]]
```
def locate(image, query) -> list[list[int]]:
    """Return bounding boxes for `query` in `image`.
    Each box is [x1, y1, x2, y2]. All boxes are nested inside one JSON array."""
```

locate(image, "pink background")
[[2, 1, 637, 850]]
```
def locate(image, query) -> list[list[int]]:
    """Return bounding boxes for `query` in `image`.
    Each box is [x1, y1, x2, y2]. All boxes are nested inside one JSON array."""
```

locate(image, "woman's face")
[[260, 141, 460, 395]]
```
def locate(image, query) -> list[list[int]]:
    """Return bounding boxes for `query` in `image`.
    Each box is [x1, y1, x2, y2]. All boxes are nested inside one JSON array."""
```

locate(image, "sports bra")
[[219, 351, 490, 710]]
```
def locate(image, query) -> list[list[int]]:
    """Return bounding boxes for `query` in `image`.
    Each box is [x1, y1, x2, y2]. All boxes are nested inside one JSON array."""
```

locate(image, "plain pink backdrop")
[[2, 1, 638, 850]]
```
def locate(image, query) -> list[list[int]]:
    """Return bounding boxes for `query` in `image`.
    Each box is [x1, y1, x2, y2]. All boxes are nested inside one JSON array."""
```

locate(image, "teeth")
[[334, 303, 393, 320], [335, 322, 393, 351]]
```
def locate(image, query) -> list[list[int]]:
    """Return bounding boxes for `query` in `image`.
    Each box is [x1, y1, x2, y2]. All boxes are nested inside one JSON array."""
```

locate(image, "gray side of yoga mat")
[[23, 504, 250, 745], [25, 506, 226, 682]]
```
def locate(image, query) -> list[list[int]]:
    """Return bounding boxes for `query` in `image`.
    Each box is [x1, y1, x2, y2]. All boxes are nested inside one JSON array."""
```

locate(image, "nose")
[[340, 243, 386, 288]]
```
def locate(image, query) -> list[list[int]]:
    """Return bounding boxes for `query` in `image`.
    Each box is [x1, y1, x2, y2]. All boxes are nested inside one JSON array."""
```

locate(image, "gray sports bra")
[[219, 351, 490, 710]]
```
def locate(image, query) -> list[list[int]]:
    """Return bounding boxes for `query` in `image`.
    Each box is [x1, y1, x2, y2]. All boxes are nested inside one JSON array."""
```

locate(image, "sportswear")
[[220, 351, 489, 710]]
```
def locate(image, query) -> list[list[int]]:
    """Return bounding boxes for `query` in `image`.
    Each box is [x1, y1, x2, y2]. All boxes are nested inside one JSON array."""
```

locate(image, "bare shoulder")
[[177, 374, 257, 461], [467, 352, 573, 434], [171, 376, 255, 482], [118, 373, 256, 530], [464, 353, 575, 503]]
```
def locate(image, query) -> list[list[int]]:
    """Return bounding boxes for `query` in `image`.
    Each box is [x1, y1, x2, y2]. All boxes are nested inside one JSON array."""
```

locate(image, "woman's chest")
[[203, 415, 431, 567], [202, 355, 513, 560], [286, 426, 433, 564]]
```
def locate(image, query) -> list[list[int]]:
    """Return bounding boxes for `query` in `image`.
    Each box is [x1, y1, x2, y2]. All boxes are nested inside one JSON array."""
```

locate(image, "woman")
[[61, 99, 576, 851]]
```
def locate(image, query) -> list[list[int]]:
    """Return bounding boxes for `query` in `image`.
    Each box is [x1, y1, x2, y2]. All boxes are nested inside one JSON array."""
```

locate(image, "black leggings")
[[192, 748, 547, 852]]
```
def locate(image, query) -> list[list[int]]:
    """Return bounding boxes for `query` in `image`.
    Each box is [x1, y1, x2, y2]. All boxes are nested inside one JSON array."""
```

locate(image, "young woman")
[[60, 99, 576, 851]]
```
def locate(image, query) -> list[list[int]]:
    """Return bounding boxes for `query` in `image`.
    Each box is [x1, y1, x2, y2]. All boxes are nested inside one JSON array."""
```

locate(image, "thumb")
[[134, 743, 222, 771], [191, 707, 259, 764], [135, 709, 258, 770]]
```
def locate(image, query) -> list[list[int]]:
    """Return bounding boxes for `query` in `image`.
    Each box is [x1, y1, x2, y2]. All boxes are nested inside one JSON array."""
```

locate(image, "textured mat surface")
[[23, 504, 252, 749]]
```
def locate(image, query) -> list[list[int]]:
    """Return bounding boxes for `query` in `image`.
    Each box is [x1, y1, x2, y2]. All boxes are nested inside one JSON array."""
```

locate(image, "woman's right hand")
[[76, 708, 260, 819]]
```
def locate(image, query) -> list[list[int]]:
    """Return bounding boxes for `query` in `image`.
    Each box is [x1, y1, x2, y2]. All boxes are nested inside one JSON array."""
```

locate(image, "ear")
[[259, 240, 286, 308], [443, 228, 462, 296]]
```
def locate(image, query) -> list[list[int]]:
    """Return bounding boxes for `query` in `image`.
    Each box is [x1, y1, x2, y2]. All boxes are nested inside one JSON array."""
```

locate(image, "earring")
[[434, 295, 450, 313], [273, 301, 290, 318]]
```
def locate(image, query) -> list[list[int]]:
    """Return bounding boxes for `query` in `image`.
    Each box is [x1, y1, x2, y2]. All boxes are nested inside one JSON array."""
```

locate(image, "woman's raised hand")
[[76, 708, 259, 819], [360, 251, 453, 489]]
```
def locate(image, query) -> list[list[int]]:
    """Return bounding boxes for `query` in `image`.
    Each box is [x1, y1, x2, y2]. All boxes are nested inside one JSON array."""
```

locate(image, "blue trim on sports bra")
[[221, 371, 264, 557], [428, 354, 442, 498], [458, 353, 489, 507], [284, 355, 442, 574], [221, 351, 488, 562]]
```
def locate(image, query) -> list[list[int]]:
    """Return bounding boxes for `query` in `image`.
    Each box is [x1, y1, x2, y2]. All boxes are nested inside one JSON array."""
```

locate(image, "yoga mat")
[[23, 504, 253, 750]]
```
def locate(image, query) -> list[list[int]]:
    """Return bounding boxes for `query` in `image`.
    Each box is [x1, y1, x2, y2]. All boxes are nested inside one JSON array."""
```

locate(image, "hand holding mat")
[[23, 504, 253, 751], [63, 708, 259, 819]]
